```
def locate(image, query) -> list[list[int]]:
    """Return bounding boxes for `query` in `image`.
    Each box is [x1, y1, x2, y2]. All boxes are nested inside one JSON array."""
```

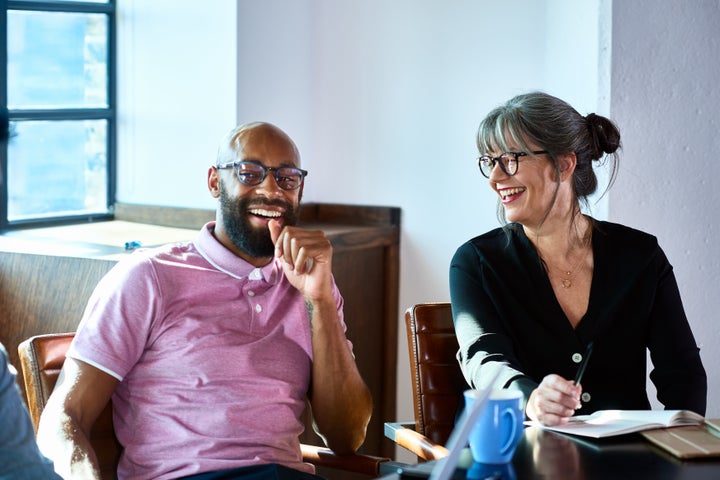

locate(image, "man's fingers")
[[278, 227, 294, 268], [268, 219, 283, 245]]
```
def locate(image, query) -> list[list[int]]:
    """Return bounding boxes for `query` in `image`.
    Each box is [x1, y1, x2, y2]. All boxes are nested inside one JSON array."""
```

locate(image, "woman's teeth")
[[501, 187, 525, 200]]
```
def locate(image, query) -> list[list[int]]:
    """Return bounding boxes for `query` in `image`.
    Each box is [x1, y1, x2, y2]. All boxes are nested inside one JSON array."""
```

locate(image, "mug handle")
[[500, 408, 518, 454]]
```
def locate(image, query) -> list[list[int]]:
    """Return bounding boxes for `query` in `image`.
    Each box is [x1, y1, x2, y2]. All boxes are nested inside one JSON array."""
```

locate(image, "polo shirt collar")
[[194, 222, 280, 284]]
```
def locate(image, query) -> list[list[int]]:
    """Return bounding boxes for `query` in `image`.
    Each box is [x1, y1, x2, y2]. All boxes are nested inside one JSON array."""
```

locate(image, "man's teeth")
[[249, 209, 282, 218], [501, 187, 525, 199]]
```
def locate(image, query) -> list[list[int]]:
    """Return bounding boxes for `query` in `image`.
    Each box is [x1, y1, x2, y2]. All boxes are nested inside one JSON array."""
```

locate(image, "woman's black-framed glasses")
[[216, 160, 308, 190], [477, 150, 548, 178]]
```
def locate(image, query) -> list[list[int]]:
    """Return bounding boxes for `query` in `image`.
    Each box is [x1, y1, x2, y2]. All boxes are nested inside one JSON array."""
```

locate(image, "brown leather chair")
[[385, 302, 468, 461], [18, 333, 390, 479]]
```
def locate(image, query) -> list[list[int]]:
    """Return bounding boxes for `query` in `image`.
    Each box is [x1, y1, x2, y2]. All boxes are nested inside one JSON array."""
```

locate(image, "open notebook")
[[527, 409, 705, 439]]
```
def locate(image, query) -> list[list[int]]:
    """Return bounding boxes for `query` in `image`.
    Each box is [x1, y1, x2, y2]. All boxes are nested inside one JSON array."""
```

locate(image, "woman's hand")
[[526, 374, 582, 426]]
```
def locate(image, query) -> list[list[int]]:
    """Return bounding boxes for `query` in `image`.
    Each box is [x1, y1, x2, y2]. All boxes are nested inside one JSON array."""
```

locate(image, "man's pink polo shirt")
[[68, 222, 347, 480]]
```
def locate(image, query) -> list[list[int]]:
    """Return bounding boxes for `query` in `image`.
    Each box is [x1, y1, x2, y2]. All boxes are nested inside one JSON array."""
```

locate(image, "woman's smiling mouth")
[[499, 187, 526, 203]]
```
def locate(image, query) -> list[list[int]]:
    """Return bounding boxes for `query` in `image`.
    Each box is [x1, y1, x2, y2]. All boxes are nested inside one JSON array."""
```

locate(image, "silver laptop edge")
[[429, 371, 501, 480]]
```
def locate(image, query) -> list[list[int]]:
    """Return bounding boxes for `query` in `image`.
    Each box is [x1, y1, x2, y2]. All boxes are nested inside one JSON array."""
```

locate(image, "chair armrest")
[[384, 422, 450, 461], [300, 443, 391, 476]]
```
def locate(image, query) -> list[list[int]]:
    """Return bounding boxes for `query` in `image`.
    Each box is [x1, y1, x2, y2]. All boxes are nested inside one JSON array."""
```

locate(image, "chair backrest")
[[18, 333, 389, 479], [18, 333, 121, 480], [405, 302, 468, 447]]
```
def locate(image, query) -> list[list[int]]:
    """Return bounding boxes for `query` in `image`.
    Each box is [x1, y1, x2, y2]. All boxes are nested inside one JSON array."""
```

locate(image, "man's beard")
[[218, 182, 299, 258]]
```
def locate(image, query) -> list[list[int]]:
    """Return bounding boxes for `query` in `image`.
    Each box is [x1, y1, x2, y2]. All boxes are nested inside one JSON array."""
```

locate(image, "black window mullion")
[[7, 1, 112, 14], [1, 2, 9, 230], [106, 1, 116, 212], [10, 109, 113, 121], [2, 0, 116, 230]]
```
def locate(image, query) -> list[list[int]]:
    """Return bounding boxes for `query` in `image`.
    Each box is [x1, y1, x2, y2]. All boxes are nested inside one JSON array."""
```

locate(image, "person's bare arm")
[[37, 358, 119, 479], [269, 220, 373, 454], [306, 294, 373, 453]]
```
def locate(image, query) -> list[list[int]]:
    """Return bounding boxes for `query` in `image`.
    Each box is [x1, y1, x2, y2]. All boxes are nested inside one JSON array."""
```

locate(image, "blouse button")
[[581, 392, 592, 403], [255, 304, 262, 313], [247, 290, 255, 297], [572, 353, 583, 363]]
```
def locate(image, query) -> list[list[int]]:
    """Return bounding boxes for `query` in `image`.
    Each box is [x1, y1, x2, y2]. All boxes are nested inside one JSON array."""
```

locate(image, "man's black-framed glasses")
[[216, 161, 308, 190], [477, 150, 548, 178]]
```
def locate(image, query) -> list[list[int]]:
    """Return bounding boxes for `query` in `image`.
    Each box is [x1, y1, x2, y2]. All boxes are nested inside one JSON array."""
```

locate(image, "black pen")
[[574, 341, 594, 386]]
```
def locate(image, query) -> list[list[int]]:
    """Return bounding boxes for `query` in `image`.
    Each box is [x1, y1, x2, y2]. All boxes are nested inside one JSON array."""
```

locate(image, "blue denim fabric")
[[0, 343, 62, 480], [180, 463, 325, 480]]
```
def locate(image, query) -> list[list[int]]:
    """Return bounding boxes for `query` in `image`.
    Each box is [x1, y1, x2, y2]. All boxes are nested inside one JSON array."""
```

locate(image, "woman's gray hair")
[[477, 91, 621, 225]]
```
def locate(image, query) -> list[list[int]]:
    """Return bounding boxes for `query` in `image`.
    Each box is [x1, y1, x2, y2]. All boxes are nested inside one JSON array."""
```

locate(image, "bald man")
[[38, 123, 372, 480]]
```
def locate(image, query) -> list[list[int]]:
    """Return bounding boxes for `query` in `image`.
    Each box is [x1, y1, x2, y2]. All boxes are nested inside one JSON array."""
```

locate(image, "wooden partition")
[[0, 203, 400, 459]]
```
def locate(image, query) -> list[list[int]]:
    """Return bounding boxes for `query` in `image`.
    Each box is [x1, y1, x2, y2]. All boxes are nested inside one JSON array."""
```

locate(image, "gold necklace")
[[539, 233, 592, 289], [555, 248, 590, 288]]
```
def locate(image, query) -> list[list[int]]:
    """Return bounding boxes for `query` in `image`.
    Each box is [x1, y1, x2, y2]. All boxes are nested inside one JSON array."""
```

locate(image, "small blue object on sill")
[[124, 240, 142, 251]]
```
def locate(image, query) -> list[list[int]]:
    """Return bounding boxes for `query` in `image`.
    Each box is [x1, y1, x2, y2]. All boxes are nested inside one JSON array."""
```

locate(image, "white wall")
[[609, 0, 720, 417], [116, 0, 237, 209], [230, 4, 606, 460], [118, 0, 720, 459]]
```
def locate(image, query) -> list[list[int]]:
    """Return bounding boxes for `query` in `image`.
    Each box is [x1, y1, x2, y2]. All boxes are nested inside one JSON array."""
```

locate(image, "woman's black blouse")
[[450, 220, 707, 416]]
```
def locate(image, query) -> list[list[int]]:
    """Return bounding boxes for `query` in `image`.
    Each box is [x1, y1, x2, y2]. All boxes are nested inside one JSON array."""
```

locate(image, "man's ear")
[[208, 166, 221, 198], [559, 152, 577, 182]]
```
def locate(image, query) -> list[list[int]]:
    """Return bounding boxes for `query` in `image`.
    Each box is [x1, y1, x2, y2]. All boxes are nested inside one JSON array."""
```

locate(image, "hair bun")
[[586, 113, 621, 159]]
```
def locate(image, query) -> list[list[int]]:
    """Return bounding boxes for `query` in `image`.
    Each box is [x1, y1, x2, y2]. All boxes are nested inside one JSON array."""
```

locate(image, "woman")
[[450, 92, 706, 426]]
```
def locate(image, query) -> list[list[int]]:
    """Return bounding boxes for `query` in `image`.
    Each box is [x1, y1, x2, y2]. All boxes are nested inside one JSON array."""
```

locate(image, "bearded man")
[[37, 122, 372, 480]]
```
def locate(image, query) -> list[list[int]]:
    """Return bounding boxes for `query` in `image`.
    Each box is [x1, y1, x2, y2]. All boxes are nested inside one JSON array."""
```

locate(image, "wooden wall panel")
[[0, 252, 116, 402]]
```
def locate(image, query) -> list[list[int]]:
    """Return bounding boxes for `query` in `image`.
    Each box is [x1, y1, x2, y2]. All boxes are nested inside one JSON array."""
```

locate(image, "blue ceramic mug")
[[467, 461, 517, 480], [464, 389, 524, 464]]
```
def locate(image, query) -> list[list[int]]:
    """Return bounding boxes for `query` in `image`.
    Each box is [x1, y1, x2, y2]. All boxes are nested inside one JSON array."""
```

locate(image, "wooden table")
[[380, 426, 720, 479]]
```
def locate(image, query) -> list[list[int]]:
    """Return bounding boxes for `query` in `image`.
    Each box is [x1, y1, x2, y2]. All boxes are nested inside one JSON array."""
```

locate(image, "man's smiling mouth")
[[248, 208, 283, 219]]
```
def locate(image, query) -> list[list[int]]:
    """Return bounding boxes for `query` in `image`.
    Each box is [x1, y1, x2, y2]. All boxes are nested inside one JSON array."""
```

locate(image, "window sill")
[[0, 220, 198, 261]]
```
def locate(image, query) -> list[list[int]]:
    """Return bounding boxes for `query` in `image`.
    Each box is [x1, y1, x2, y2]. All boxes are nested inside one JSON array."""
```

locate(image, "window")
[[1, 0, 115, 230]]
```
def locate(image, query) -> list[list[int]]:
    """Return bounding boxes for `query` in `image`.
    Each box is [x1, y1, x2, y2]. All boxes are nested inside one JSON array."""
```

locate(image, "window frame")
[[1, 0, 116, 230]]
